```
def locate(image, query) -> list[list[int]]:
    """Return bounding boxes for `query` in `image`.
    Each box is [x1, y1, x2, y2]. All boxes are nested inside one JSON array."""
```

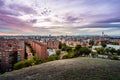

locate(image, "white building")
[[47, 49, 56, 56], [107, 45, 120, 50]]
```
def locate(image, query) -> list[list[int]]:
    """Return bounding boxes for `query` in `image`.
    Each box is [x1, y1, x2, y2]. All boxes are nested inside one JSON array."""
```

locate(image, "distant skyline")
[[0, 0, 120, 36]]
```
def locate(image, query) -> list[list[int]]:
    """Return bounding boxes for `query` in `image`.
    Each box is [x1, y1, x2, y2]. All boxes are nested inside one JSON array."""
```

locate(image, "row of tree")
[[96, 47, 120, 55], [59, 42, 91, 59]]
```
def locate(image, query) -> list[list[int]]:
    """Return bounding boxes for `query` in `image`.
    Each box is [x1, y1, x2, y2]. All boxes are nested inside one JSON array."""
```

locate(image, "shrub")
[[33, 56, 43, 64], [116, 49, 120, 55], [62, 54, 69, 59], [62, 52, 74, 59], [74, 47, 91, 57], [48, 54, 60, 61], [66, 46, 72, 52], [24, 59, 34, 67], [56, 50, 61, 56], [91, 52, 98, 58], [96, 47, 105, 55], [14, 59, 34, 70], [14, 61, 25, 70], [110, 55, 119, 60]]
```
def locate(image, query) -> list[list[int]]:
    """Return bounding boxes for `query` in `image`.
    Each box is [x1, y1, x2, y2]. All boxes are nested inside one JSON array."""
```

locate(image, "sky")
[[0, 0, 120, 36]]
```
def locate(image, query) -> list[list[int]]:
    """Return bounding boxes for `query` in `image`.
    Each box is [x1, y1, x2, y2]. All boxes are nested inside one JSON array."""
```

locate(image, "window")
[[0, 55, 1, 59], [17, 54, 21, 61]]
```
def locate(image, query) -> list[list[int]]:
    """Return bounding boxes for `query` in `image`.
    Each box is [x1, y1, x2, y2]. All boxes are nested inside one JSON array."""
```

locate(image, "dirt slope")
[[0, 57, 120, 80]]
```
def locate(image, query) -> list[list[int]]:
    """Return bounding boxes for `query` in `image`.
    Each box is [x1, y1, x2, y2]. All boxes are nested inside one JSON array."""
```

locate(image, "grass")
[[0, 57, 120, 80]]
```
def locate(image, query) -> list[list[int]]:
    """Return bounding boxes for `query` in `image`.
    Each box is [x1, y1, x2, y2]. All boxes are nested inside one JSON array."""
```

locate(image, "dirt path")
[[26, 46, 33, 59]]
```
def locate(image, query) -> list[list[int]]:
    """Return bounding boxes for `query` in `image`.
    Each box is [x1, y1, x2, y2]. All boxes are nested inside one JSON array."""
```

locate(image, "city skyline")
[[0, 0, 120, 36]]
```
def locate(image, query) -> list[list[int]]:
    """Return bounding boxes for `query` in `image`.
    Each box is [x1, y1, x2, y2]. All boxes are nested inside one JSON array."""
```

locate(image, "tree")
[[80, 47, 91, 56], [110, 55, 119, 60], [116, 49, 120, 55], [74, 45, 82, 57], [110, 42, 119, 45], [96, 47, 105, 54], [66, 46, 72, 52], [91, 52, 98, 58], [89, 40, 94, 46], [74, 45, 91, 57], [24, 46, 27, 59], [110, 48, 116, 54], [59, 42, 62, 49], [62, 52, 74, 59], [75, 45, 81, 50], [105, 48, 111, 54], [61, 43, 67, 51], [56, 50, 61, 56], [101, 42, 107, 48]]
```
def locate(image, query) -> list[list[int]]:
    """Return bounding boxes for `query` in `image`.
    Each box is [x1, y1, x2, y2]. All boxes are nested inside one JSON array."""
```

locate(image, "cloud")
[[65, 15, 81, 23], [0, 14, 27, 26], [79, 23, 120, 28], [0, 0, 4, 7], [0, 0, 120, 35], [29, 19, 37, 23], [97, 18, 120, 23], [9, 4, 37, 14], [0, 9, 20, 16]]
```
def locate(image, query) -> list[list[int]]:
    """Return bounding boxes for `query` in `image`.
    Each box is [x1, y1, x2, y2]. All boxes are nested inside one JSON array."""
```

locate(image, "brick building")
[[31, 40, 48, 59], [47, 40, 59, 49], [0, 39, 25, 73]]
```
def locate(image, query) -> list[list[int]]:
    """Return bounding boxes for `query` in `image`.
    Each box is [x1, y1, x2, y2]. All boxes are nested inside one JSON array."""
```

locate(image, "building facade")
[[0, 39, 25, 73], [30, 40, 48, 59]]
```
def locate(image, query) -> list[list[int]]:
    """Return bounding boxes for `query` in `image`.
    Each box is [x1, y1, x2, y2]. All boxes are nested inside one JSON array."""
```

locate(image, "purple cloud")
[[63, 13, 84, 23], [66, 16, 79, 22], [0, 0, 4, 7], [0, 14, 33, 29], [0, 9, 20, 16], [44, 18, 51, 22], [97, 18, 120, 23], [29, 19, 37, 23], [74, 23, 120, 29], [9, 4, 37, 14]]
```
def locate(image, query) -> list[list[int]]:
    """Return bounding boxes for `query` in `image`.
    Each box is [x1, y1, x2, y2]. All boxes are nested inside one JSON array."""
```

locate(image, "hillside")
[[0, 57, 120, 80]]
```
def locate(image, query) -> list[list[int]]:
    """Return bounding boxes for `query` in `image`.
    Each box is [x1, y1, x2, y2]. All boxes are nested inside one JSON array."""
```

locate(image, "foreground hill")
[[0, 57, 120, 80]]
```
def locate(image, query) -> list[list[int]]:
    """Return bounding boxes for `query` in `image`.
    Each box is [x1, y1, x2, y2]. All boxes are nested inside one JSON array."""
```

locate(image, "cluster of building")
[[59, 36, 100, 47], [0, 38, 25, 73], [27, 38, 59, 57], [0, 37, 59, 73], [60, 36, 120, 47]]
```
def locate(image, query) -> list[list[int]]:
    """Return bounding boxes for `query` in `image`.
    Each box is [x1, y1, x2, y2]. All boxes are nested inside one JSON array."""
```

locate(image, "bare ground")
[[0, 57, 120, 80]]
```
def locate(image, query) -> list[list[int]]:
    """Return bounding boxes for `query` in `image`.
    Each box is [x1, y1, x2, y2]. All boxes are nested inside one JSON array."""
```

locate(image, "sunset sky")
[[0, 0, 120, 36]]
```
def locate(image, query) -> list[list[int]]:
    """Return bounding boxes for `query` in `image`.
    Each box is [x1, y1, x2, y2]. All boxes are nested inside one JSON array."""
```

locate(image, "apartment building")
[[47, 40, 59, 49], [31, 40, 48, 59], [0, 39, 25, 73]]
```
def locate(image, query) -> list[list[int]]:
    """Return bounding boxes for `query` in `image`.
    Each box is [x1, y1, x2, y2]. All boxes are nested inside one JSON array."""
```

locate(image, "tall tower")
[[102, 32, 104, 37], [102, 32, 105, 41]]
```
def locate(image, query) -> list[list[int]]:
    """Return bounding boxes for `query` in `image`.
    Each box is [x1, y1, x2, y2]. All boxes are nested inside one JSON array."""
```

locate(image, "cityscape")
[[0, 0, 120, 80]]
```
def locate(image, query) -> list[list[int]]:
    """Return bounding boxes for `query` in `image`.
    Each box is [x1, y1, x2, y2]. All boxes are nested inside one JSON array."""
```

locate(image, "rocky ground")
[[0, 57, 120, 80]]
